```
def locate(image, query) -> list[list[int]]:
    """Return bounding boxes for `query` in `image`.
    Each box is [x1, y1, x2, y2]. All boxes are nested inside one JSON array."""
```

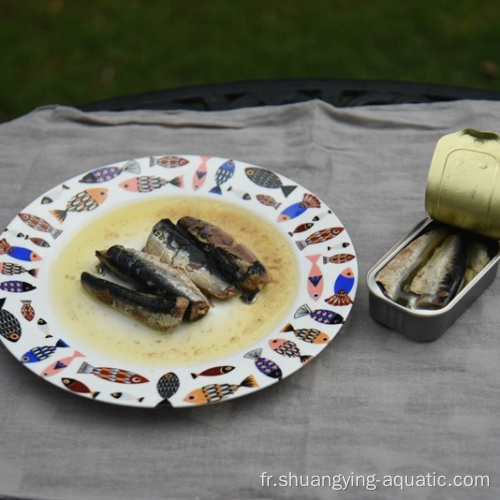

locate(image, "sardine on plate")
[[177, 216, 269, 294], [95, 245, 210, 321], [143, 219, 235, 300], [375, 226, 449, 302], [80, 272, 189, 331], [407, 233, 467, 309]]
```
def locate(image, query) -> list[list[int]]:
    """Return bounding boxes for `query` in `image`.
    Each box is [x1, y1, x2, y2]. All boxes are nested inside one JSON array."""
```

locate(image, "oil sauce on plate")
[[49, 196, 299, 367]]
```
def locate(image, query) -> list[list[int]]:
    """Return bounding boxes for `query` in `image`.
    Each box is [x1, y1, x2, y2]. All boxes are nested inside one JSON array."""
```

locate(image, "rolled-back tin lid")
[[425, 129, 500, 239]]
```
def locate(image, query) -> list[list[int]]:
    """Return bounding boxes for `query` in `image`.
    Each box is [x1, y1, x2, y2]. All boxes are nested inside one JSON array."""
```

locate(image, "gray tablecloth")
[[0, 100, 498, 500]]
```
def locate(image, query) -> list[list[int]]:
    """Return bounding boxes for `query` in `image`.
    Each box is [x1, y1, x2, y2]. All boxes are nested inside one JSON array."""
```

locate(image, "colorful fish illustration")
[[119, 175, 183, 193], [327, 242, 350, 251], [0, 239, 42, 262], [288, 222, 314, 236], [6, 228, 50, 248], [312, 210, 333, 221], [50, 188, 109, 223], [277, 193, 321, 222], [281, 322, 330, 344], [191, 365, 235, 379], [28, 237, 50, 248], [20, 300, 35, 321], [306, 254, 323, 300], [192, 156, 210, 190], [0, 262, 38, 278], [150, 155, 189, 168], [6, 229, 50, 248], [78, 361, 149, 384], [62, 377, 99, 399], [37, 317, 52, 338], [243, 348, 282, 380], [295, 227, 344, 251], [256, 194, 281, 210], [209, 159, 235, 194], [294, 303, 344, 325], [79, 160, 141, 183], [325, 267, 355, 306], [41, 184, 70, 204], [157, 372, 180, 407], [111, 392, 144, 403], [183, 375, 258, 404], [21, 339, 69, 363], [0, 281, 36, 293], [244, 167, 296, 197], [227, 186, 251, 200], [0, 297, 22, 342], [323, 253, 356, 265], [268, 338, 312, 365], [41, 350, 85, 377], [18, 213, 62, 239]]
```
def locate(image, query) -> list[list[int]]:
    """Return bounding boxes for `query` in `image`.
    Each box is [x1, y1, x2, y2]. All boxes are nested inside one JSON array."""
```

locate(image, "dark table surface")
[[78, 78, 500, 112]]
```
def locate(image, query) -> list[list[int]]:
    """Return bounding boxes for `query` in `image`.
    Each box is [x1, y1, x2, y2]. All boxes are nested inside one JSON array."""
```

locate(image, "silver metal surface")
[[367, 218, 500, 341]]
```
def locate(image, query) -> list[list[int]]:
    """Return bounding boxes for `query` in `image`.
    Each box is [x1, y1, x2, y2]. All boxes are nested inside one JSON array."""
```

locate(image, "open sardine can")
[[366, 129, 500, 341]]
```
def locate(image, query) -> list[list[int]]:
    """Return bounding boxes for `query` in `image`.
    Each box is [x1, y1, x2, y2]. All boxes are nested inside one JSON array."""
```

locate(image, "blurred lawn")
[[1, 0, 499, 122]]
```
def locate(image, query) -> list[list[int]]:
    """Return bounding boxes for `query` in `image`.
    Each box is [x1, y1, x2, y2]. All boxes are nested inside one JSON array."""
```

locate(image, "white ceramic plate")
[[0, 155, 357, 408]]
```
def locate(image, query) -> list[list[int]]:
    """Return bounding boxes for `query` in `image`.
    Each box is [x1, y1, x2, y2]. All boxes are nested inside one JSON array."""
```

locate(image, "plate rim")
[[0, 154, 358, 408]]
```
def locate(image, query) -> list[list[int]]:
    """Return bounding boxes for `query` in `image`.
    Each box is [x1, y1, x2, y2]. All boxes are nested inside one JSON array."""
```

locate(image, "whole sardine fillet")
[[408, 233, 467, 309], [96, 245, 210, 321], [143, 219, 236, 300], [464, 240, 490, 286], [375, 226, 449, 301], [80, 272, 189, 331], [177, 216, 270, 294]]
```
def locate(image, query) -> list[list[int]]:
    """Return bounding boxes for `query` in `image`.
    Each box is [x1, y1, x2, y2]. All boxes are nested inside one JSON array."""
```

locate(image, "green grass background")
[[1, 0, 499, 122]]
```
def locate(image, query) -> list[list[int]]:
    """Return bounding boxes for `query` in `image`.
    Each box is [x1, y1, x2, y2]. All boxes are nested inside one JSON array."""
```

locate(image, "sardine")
[[95, 245, 210, 321], [177, 216, 270, 294], [464, 240, 491, 286], [375, 226, 449, 301], [407, 233, 467, 309], [143, 219, 235, 300], [80, 272, 189, 331]]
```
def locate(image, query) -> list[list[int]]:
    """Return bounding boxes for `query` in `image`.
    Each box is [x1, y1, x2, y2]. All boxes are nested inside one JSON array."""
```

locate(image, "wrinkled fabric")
[[0, 100, 498, 500]]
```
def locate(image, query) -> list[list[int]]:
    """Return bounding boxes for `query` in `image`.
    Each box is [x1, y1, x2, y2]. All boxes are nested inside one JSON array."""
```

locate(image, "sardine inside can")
[[366, 218, 500, 341], [425, 129, 500, 239]]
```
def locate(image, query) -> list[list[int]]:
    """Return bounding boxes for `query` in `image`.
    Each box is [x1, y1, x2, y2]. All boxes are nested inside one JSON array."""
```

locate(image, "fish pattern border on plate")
[[0, 155, 358, 408]]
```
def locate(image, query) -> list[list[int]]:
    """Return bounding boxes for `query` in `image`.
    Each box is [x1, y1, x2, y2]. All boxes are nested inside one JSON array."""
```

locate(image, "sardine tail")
[[300, 355, 313, 365], [240, 374, 259, 389], [50, 209, 67, 223], [243, 348, 262, 360], [295, 239, 309, 251], [280, 323, 294, 333], [281, 185, 297, 198], [169, 175, 184, 188], [209, 185, 222, 195], [294, 303, 312, 319], [156, 398, 173, 408], [50, 228, 63, 239], [77, 361, 93, 374], [124, 160, 141, 174], [28, 268, 39, 278], [325, 291, 353, 306]]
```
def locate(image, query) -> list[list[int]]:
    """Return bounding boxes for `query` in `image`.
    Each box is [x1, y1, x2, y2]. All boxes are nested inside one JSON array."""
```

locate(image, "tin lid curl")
[[425, 129, 500, 240]]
